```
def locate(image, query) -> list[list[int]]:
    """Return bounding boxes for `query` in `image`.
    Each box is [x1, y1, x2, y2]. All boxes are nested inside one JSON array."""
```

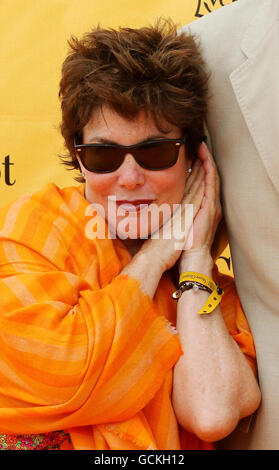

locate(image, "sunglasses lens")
[[136, 142, 178, 170], [81, 147, 123, 173], [78, 140, 181, 173]]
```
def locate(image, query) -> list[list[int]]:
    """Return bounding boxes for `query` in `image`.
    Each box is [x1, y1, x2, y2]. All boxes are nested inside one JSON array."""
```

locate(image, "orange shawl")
[[0, 182, 256, 450]]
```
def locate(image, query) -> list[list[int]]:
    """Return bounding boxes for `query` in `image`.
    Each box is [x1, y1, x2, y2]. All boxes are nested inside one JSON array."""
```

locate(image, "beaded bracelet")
[[172, 272, 224, 315]]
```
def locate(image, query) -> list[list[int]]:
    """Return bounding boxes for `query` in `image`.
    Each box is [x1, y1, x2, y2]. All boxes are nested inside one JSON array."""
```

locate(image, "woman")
[[0, 19, 260, 450]]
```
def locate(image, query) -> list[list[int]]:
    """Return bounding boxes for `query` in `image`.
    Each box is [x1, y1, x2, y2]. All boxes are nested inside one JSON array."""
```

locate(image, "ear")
[[75, 153, 82, 169]]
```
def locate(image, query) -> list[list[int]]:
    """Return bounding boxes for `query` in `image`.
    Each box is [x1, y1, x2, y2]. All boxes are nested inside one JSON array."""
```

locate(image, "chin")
[[107, 218, 154, 241]]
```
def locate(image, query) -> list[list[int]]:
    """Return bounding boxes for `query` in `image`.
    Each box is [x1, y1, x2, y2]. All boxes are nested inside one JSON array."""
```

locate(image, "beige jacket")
[[181, 0, 279, 449]]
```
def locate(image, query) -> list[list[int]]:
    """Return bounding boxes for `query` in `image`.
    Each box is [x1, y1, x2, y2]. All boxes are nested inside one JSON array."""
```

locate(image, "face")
[[76, 105, 191, 242]]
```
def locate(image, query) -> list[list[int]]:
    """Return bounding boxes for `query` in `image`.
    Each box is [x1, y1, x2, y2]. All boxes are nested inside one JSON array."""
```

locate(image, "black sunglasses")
[[74, 134, 187, 173]]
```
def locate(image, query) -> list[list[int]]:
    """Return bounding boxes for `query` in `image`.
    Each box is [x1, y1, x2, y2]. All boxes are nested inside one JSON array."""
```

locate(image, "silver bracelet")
[[172, 281, 212, 300]]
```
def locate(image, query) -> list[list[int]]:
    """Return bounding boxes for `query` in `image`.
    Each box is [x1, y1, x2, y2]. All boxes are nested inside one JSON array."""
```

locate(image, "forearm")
[[172, 254, 261, 441]]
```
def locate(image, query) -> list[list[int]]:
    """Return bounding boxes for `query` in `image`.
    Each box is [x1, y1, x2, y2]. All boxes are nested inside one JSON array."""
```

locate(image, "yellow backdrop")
[[0, 0, 236, 274]]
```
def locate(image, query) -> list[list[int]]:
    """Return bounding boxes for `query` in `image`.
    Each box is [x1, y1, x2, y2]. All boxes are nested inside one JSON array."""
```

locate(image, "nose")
[[117, 153, 145, 189]]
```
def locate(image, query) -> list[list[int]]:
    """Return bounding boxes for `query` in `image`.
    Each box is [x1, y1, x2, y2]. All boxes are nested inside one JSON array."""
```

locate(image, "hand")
[[180, 142, 222, 271], [140, 157, 206, 273]]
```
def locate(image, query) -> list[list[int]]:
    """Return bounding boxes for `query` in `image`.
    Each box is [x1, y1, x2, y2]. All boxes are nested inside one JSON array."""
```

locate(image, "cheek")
[[86, 174, 115, 195], [155, 168, 187, 202]]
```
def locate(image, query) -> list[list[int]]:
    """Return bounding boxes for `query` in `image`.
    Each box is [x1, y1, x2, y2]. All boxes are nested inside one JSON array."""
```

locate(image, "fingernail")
[[202, 141, 208, 153]]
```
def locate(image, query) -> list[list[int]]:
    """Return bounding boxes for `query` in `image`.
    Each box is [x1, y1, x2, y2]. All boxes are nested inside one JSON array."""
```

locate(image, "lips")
[[116, 200, 154, 212]]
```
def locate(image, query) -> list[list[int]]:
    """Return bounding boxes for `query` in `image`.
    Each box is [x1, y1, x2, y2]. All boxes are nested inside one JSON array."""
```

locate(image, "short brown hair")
[[58, 18, 209, 182]]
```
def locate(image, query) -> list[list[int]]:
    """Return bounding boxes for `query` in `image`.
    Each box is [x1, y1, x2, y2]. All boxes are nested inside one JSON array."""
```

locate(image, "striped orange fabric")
[[0, 182, 257, 450]]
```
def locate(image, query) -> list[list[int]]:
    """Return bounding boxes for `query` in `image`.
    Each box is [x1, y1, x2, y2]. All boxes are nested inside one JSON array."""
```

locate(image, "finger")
[[171, 178, 204, 247], [173, 175, 205, 229], [183, 176, 205, 219], [201, 142, 220, 192], [198, 141, 216, 166], [192, 180, 205, 216], [200, 145, 222, 223], [215, 165, 221, 199], [197, 142, 217, 204]]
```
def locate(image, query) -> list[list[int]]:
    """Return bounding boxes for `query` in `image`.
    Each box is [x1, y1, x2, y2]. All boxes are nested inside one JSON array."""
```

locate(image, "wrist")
[[179, 250, 214, 276]]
